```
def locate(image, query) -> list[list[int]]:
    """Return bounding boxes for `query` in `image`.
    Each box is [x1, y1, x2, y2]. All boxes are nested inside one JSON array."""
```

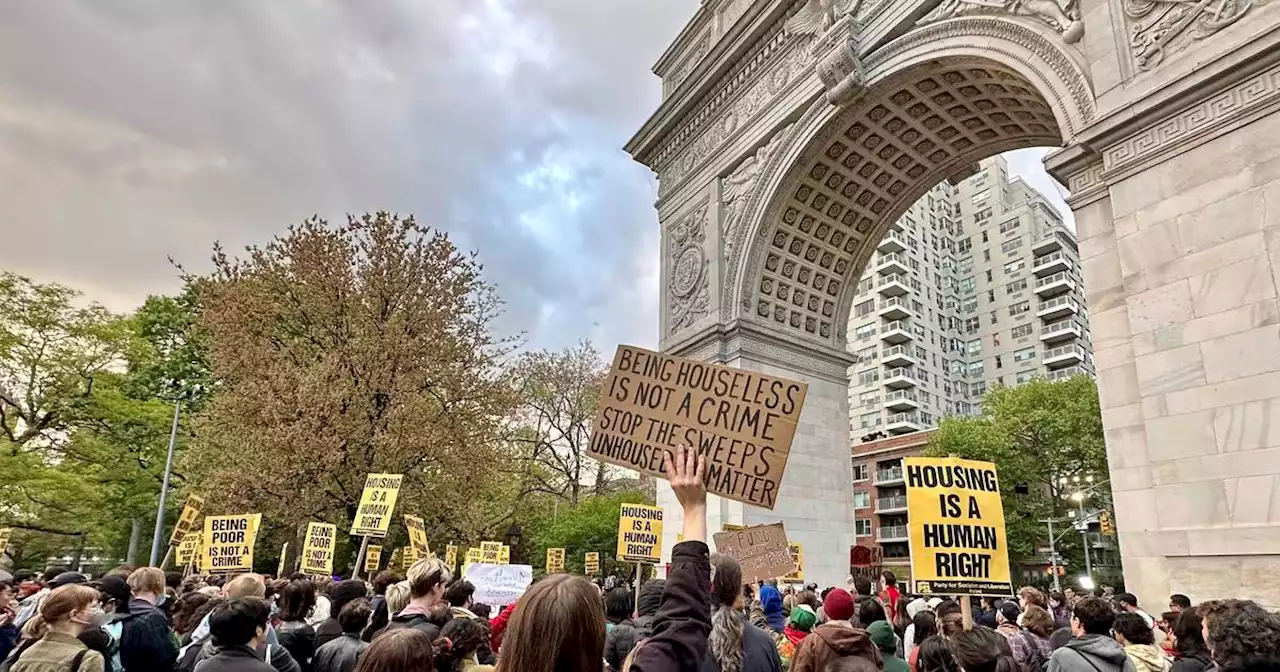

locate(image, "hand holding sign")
[[665, 444, 707, 544]]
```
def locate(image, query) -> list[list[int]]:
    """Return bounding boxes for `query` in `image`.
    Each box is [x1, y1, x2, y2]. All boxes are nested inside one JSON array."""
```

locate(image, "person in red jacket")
[[879, 571, 901, 619]]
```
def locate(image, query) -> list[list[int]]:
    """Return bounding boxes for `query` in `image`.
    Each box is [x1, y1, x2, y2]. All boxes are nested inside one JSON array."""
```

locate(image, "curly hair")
[[1198, 599, 1280, 671]]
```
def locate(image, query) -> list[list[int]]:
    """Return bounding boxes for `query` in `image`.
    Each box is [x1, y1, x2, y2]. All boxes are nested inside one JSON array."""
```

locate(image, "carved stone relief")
[[668, 202, 713, 334], [919, 0, 1085, 44], [1124, 0, 1252, 70], [722, 126, 793, 265]]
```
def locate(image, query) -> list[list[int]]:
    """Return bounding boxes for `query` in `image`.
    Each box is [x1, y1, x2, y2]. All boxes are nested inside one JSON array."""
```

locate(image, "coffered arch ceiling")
[[738, 56, 1065, 347]]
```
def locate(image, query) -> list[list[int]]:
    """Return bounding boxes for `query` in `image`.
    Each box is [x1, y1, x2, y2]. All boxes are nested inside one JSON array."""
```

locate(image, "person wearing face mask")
[[6, 584, 107, 672], [118, 568, 178, 672], [194, 598, 277, 672]]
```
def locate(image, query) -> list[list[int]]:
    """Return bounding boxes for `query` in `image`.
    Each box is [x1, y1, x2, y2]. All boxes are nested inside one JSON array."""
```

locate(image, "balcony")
[[877, 229, 909, 254], [877, 252, 909, 276], [877, 273, 910, 296], [880, 320, 914, 344], [884, 389, 919, 411], [878, 525, 910, 542], [1033, 251, 1071, 276], [1048, 365, 1087, 381], [882, 344, 914, 367], [875, 465, 905, 485], [1044, 344, 1087, 368], [876, 495, 908, 514], [878, 296, 913, 320], [1037, 295, 1080, 320], [1040, 320, 1082, 343], [1032, 233, 1064, 255], [1034, 271, 1076, 297], [883, 367, 918, 389]]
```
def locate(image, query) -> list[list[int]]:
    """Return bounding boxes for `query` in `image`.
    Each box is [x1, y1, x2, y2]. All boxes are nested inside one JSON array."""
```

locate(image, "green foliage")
[[925, 375, 1108, 563], [521, 489, 653, 576]]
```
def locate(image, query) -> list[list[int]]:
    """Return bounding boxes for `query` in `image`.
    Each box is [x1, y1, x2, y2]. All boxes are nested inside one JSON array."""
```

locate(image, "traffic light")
[[1100, 512, 1114, 536]]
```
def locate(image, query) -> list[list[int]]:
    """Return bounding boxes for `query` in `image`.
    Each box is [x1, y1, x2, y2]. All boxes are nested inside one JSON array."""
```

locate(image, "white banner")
[[465, 563, 532, 607]]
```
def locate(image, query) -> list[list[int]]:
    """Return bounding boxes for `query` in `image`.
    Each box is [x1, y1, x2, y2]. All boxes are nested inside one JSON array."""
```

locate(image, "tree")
[[505, 341, 613, 507], [181, 214, 518, 552], [521, 489, 653, 577], [925, 375, 1109, 563]]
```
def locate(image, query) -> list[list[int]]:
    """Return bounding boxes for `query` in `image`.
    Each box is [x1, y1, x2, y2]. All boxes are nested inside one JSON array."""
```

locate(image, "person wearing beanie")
[[821, 589, 856, 623], [777, 605, 817, 670], [791, 588, 881, 672], [869, 621, 909, 672]]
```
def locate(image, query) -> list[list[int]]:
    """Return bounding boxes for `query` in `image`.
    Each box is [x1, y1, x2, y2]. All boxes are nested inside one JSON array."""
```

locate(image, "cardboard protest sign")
[[713, 523, 795, 581], [204, 514, 258, 573], [905, 456, 1012, 596], [301, 522, 337, 576], [584, 552, 600, 574], [445, 544, 458, 569], [176, 531, 202, 567], [365, 545, 382, 573], [589, 345, 807, 510], [546, 547, 566, 573], [277, 543, 289, 577], [616, 504, 664, 564], [782, 543, 804, 582], [168, 495, 205, 546], [480, 541, 503, 564], [404, 514, 430, 555], [465, 564, 532, 607], [350, 474, 404, 537]]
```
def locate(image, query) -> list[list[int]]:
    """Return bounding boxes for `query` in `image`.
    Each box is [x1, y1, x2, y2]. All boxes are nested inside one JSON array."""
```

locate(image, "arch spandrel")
[[723, 15, 1097, 351]]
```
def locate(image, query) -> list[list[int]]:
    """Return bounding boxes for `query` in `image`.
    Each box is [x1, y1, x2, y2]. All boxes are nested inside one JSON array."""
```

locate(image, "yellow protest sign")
[[589, 345, 808, 509], [0, 528, 12, 554], [546, 548, 565, 573], [905, 456, 1012, 596], [404, 514, 430, 555], [204, 514, 258, 573], [445, 544, 458, 569], [480, 541, 503, 564], [402, 546, 419, 570], [365, 545, 382, 573], [585, 552, 600, 575], [782, 543, 804, 582], [176, 531, 202, 567], [168, 495, 205, 547], [389, 548, 404, 570], [617, 503, 663, 564], [300, 523, 337, 576], [498, 545, 510, 564], [350, 474, 404, 537]]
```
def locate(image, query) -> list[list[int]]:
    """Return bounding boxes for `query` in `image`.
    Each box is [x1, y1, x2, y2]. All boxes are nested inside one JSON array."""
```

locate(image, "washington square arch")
[[625, 0, 1280, 604]]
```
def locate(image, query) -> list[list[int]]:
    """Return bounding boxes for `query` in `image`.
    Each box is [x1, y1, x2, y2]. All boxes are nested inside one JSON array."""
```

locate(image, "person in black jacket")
[[700, 554, 782, 672], [383, 558, 452, 640], [313, 581, 367, 649], [1169, 610, 1211, 672], [198, 598, 276, 672], [633, 580, 665, 641], [119, 567, 178, 672], [605, 587, 639, 670], [275, 580, 317, 672]]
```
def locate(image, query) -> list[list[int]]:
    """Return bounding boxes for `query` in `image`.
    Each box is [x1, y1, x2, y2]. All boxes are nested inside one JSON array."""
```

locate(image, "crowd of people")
[[1, 446, 1278, 672]]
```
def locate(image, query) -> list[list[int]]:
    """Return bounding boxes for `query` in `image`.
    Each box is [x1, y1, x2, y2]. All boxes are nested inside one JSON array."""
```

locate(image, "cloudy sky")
[[0, 0, 1069, 352]]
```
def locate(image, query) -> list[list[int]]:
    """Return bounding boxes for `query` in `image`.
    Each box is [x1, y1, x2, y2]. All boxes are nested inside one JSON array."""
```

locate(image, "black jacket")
[[195, 645, 275, 672], [120, 598, 178, 672], [606, 618, 640, 671], [312, 634, 367, 672], [1171, 653, 1212, 672], [383, 612, 442, 640], [698, 623, 782, 672], [275, 621, 315, 672], [629, 540, 713, 672], [312, 620, 343, 651]]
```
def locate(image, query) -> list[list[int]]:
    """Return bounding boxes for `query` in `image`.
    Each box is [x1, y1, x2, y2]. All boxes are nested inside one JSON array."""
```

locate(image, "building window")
[[855, 299, 875, 317], [859, 391, 880, 407], [1001, 237, 1024, 254], [852, 463, 869, 482], [1004, 258, 1026, 275], [972, 189, 989, 205], [963, 297, 978, 314], [971, 381, 987, 396], [982, 231, 989, 243], [856, 323, 877, 341], [1006, 278, 1028, 294], [854, 491, 871, 509], [858, 368, 880, 386], [968, 360, 985, 376], [957, 239, 972, 255], [855, 519, 873, 537], [1012, 323, 1034, 339], [858, 278, 873, 294], [1009, 300, 1030, 316], [959, 277, 975, 294], [999, 218, 1021, 234], [975, 209, 992, 223], [1016, 370, 1036, 384], [964, 317, 980, 334], [1014, 346, 1037, 362], [967, 339, 983, 356], [959, 258, 974, 274], [860, 412, 882, 429]]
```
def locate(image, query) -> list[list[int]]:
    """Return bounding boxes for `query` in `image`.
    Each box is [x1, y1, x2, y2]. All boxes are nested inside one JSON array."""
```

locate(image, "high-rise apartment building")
[[844, 156, 1095, 576]]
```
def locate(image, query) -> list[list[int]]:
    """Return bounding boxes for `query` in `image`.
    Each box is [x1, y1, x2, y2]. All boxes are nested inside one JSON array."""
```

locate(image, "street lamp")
[[1070, 491, 1093, 586]]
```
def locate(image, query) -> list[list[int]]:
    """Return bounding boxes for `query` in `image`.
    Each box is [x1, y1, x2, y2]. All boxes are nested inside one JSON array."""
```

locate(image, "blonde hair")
[[385, 581, 411, 615], [24, 585, 99, 640], [225, 573, 266, 599], [127, 567, 166, 596], [405, 557, 450, 599]]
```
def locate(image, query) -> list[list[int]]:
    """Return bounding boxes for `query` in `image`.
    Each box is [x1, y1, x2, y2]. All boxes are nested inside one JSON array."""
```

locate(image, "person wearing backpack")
[[6, 584, 106, 672]]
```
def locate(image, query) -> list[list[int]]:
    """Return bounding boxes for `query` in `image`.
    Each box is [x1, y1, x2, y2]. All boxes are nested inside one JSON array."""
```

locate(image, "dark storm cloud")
[[0, 0, 697, 349]]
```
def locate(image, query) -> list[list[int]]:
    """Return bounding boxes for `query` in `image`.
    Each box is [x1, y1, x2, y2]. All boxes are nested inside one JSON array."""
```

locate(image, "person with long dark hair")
[[908, 612, 938, 672], [949, 627, 1018, 672], [1168, 610, 1210, 672], [276, 580, 317, 672], [703, 554, 781, 672], [916, 636, 958, 672]]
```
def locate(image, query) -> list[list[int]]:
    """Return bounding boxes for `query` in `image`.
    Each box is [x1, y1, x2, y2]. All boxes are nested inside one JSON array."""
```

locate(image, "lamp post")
[[149, 399, 181, 567], [1071, 492, 1093, 585]]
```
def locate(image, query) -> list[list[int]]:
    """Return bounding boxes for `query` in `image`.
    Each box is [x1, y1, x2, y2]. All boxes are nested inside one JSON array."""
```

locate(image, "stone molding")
[[664, 30, 714, 97], [665, 318, 857, 384], [722, 125, 794, 265], [918, 0, 1085, 45], [1065, 158, 1108, 208], [1125, 0, 1253, 72], [667, 198, 714, 335], [1101, 61, 1280, 181]]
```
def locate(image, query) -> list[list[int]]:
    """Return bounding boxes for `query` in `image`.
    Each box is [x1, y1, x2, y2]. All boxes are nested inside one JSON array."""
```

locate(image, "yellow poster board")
[[402, 546, 419, 570], [616, 503, 664, 564], [204, 514, 258, 573], [168, 495, 205, 547], [365, 545, 382, 574], [480, 541, 503, 564], [404, 514, 430, 555], [585, 552, 600, 575], [445, 544, 458, 570], [498, 545, 510, 564], [546, 547, 566, 573], [176, 531, 202, 567], [782, 543, 804, 582], [300, 522, 337, 576], [905, 456, 1012, 596], [350, 474, 404, 537]]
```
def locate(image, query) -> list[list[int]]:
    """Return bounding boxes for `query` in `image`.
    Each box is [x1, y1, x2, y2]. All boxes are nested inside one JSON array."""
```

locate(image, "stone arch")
[[725, 16, 1096, 351]]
